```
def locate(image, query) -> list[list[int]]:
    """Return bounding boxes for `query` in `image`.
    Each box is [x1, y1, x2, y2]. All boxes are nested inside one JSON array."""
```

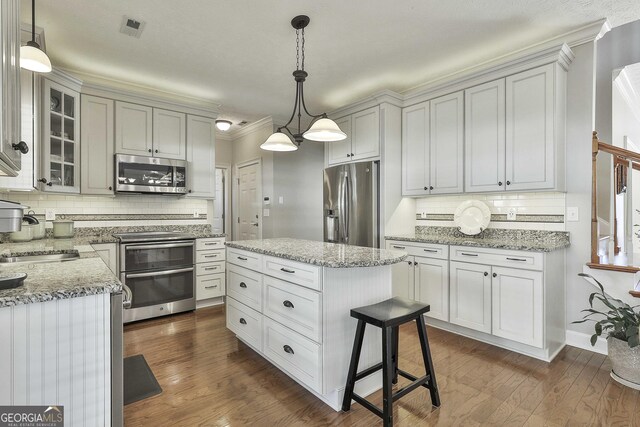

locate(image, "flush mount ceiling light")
[[20, 0, 52, 73], [261, 15, 346, 152], [215, 120, 232, 131]]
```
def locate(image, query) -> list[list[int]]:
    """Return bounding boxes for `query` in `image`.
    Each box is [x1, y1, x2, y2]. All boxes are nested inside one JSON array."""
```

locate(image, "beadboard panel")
[[0, 294, 111, 426]]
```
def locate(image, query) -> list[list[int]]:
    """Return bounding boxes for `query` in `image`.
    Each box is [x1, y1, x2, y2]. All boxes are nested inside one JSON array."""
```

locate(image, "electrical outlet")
[[420, 212, 427, 219], [567, 206, 579, 221], [45, 209, 55, 221], [278, 196, 284, 204], [193, 210, 199, 218], [507, 208, 517, 221], [263, 208, 270, 217]]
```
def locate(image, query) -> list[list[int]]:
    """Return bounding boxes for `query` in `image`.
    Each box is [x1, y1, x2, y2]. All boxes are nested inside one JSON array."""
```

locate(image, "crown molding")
[[229, 116, 273, 139], [329, 89, 404, 118], [215, 131, 234, 142]]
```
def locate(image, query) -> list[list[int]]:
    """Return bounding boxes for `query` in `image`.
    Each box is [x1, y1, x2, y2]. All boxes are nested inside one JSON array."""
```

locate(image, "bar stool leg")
[[382, 326, 394, 427], [391, 325, 399, 385], [342, 319, 367, 411], [416, 317, 441, 407]]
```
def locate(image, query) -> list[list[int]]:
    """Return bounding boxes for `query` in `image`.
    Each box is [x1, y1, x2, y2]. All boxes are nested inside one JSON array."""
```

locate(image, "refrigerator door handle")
[[344, 175, 350, 243]]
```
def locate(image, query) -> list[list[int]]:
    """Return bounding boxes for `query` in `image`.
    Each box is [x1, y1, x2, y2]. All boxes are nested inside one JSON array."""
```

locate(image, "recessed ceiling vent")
[[238, 121, 248, 126], [119, 16, 146, 38]]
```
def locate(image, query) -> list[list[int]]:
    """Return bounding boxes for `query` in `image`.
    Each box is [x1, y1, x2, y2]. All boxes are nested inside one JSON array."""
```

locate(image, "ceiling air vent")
[[119, 16, 146, 38], [238, 121, 248, 126]]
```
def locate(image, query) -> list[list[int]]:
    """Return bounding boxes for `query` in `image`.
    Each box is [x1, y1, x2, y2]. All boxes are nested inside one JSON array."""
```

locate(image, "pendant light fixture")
[[261, 15, 346, 152], [215, 119, 232, 131], [20, 0, 52, 73]]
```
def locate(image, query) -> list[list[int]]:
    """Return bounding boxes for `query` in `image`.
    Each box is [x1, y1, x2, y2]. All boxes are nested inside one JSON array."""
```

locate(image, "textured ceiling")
[[23, 0, 640, 128]]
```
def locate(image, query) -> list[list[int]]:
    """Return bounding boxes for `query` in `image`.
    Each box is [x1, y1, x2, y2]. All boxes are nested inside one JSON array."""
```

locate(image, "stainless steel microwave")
[[115, 154, 187, 195]]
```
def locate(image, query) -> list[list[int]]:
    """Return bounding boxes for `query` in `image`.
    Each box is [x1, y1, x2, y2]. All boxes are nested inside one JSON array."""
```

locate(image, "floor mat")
[[123, 354, 162, 405]]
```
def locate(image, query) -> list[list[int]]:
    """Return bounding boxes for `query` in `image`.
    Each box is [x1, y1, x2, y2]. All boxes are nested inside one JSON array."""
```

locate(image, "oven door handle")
[[125, 241, 194, 251], [122, 284, 133, 309], [125, 267, 194, 279]]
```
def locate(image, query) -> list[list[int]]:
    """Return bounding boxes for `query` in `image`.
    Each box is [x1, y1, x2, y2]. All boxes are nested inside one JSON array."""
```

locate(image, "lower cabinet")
[[195, 237, 226, 302], [449, 261, 491, 333], [91, 242, 118, 275]]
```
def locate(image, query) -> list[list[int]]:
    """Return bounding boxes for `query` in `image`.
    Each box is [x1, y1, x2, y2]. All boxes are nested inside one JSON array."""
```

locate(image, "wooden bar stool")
[[342, 297, 440, 426]]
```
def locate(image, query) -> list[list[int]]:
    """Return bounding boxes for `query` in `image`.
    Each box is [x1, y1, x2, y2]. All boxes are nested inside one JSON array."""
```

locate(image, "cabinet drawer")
[[263, 256, 322, 291], [450, 245, 543, 271], [196, 261, 225, 276], [196, 237, 225, 251], [263, 276, 321, 343], [227, 297, 262, 352], [263, 317, 322, 393], [196, 249, 225, 263], [227, 263, 263, 311], [386, 240, 449, 260], [227, 248, 262, 272], [196, 273, 225, 299]]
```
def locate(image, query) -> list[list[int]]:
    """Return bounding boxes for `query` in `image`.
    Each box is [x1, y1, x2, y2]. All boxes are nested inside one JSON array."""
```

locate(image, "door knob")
[[498, 181, 503, 186], [12, 141, 29, 154], [484, 272, 488, 276], [493, 273, 497, 278], [506, 180, 511, 185]]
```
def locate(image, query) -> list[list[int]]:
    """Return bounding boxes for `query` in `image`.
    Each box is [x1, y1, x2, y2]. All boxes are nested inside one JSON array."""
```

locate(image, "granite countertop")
[[225, 238, 407, 268], [386, 227, 570, 252]]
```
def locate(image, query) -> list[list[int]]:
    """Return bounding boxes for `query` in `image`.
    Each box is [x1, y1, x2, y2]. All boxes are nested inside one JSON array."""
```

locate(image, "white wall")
[[215, 135, 233, 166]]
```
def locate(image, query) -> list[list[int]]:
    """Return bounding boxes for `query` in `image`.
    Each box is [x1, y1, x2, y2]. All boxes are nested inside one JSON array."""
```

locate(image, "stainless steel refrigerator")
[[323, 161, 379, 248]]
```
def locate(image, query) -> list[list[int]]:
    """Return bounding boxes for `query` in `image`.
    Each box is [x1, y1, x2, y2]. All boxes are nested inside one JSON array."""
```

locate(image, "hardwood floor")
[[124, 306, 639, 426]]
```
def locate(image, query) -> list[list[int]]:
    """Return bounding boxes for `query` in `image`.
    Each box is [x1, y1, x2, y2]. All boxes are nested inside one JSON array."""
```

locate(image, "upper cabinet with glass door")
[[41, 79, 80, 193]]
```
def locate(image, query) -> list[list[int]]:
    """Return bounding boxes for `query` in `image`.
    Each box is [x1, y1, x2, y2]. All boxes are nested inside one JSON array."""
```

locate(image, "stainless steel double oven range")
[[114, 231, 196, 323]]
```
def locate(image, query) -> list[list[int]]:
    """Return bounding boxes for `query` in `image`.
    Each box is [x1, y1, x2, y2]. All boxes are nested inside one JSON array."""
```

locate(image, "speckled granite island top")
[[225, 238, 407, 268], [386, 226, 570, 252]]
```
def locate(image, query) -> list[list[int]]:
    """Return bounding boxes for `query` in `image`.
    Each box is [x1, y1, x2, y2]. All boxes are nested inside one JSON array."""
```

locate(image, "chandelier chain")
[[296, 29, 300, 71], [301, 28, 305, 71]]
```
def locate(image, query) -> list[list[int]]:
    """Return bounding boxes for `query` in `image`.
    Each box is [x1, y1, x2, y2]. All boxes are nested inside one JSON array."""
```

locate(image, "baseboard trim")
[[565, 330, 607, 355]]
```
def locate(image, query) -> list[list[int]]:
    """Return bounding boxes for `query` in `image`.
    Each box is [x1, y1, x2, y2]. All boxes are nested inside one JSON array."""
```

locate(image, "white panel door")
[[465, 79, 506, 193], [81, 95, 114, 195], [327, 115, 352, 165], [186, 115, 215, 197], [414, 256, 449, 321], [237, 162, 260, 240], [153, 108, 186, 160], [402, 102, 429, 196], [492, 266, 544, 348], [450, 261, 492, 333], [505, 64, 554, 191], [351, 106, 380, 160], [430, 91, 464, 194], [212, 168, 225, 233], [115, 101, 153, 156]]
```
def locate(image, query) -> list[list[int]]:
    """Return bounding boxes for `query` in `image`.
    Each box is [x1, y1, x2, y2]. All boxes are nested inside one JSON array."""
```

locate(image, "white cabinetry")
[[115, 101, 153, 156], [41, 79, 80, 193], [81, 95, 114, 195], [153, 108, 186, 160], [465, 63, 564, 193], [91, 242, 118, 275], [402, 91, 463, 196], [386, 240, 449, 322], [186, 115, 216, 198], [0, 0, 22, 176], [449, 261, 492, 333], [327, 106, 379, 166], [195, 237, 226, 304]]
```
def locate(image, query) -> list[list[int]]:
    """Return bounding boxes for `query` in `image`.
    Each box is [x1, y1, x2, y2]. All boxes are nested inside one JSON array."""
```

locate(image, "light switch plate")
[[278, 196, 284, 204], [567, 206, 579, 221], [507, 208, 517, 221], [45, 209, 55, 221], [263, 209, 270, 217]]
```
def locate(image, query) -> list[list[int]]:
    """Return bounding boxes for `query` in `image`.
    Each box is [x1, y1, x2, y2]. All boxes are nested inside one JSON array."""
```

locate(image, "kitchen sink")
[[0, 252, 80, 264]]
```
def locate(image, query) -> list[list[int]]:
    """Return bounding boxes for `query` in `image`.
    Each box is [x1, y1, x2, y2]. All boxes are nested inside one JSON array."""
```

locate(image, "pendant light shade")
[[20, 42, 52, 73], [303, 118, 347, 142], [261, 15, 345, 152], [260, 132, 298, 152], [20, 0, 52, 73], [215, 120, 232, 131]]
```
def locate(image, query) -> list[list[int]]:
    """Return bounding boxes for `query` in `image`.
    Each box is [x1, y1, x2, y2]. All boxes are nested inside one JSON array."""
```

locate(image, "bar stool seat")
[[342, 297, 440, 427]]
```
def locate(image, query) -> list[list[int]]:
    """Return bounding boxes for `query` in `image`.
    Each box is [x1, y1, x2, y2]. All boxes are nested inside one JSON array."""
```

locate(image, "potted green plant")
[[574, 273, 640, 388]]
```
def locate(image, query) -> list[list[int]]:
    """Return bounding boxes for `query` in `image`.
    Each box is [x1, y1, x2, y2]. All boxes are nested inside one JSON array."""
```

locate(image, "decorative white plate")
[[453, 200, 491, 235]]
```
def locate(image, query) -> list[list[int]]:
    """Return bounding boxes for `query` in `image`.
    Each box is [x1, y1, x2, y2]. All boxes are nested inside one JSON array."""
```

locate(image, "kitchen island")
[[224, 238, 407, 411]]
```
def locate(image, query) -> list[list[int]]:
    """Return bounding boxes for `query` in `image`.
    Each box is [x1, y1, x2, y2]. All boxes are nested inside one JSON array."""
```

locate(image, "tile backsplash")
[[416, 192, 566, 231], [1, 192, 210, 228]]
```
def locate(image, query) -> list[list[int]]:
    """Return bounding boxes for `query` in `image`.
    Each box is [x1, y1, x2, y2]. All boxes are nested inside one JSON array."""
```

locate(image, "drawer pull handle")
[[280, 268, 295, 274], [393, 245, 406, 249], [423, 249, 437, 253], [461, 253, 478, 257], [204, 285, 218, 289], [204, 254, 218, 258], [204, 267, 218, 271], [204, 242, 219, 246], [239, 318, 247, 325], [283, 345, 295, 355], [506, 257, 527, 262], [239, 282, 247, 288], [283, 300, 295, 309], [237, 256, 248, 261]]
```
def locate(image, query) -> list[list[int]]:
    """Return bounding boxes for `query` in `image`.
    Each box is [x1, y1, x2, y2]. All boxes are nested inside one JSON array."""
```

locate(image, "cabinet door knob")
[[12, 141, 29, 154], [46, 182, 53, 187], [498, 181, 503, 186], [283, 345, 295, 355], [283, 300, 294, 309], [424, 186, 427, 191], [493, 272, 497, 278], [148, 149, 152, 153], [188, 189, 192, 193], [351, 153, 354, 157], [108, 186, 113, 191], [347, 154, 351, 157], [506, 180, 511, 185], [239, 282, 247, 288], [484, 272, 488, 276], [429, 186, 434, 190], [155, 149, 158, 153], [38, 178, 47, 184], [239, 318, 247, 325]]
